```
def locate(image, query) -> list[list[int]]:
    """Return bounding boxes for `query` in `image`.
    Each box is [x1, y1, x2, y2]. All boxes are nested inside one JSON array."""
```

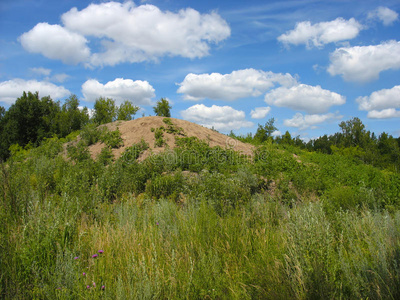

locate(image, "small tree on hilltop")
[[117, 100, 139, 121], [153, 98, 171, 117], [93, 97, 116, 125], [254, 118, 277, 143]]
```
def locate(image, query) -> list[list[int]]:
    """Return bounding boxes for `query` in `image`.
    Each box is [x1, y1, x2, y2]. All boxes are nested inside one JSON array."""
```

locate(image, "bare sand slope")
[[89, 116, 254, 160]]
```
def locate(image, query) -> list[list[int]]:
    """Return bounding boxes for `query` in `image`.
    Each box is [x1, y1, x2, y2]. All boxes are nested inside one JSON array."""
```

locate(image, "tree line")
[[231, 117, 400, 172], [0, 92, 171, 161]]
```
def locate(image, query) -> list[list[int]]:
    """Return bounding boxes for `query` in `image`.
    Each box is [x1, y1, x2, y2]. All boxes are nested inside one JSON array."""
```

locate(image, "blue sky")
[[1, 0, 400, 140]]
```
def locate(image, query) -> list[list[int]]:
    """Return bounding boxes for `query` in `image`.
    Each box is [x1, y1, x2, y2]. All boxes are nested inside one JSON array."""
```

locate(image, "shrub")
[[97, 146, 114, 166], [100, 128, 124, 149]]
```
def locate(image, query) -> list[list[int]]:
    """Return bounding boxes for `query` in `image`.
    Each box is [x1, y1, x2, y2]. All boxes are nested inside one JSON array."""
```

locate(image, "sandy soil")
[[89, 116, 254, 160]]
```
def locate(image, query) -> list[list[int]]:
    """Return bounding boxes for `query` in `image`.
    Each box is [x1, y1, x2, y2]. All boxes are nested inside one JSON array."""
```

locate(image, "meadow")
[[1, 128, 400, 299]]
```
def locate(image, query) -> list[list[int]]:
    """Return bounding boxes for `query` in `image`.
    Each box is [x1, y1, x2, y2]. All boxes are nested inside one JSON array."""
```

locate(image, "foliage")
[[58, 95, 90, 137], [153, 127, 166, 147], [97, 146, 114, 166], [101, 127, 124, 149], [80, 123, 105, 146], [153, 98, 171, 117], [93, 97, 117, 125], [119, 139, 149, 164], [254, 118, 277, 143], [0, 92, 89, 161], [2, 108, 400, 299], [117, 101, 139, 121]]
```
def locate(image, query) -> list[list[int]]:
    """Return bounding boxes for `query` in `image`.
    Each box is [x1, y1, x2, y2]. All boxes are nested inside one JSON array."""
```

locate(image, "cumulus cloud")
[[81, 78, 155, 106], [367, 109, 400, 119], [0, 79, 70, 105], [284, 112, 342, 130], [357, 85, 400, 111], [357, 85, 400, 119], [20, 1, 230, 67], [180, 104, 253, 132], [19, 23, 90, 64], [177, 69, 297, 101], [277, 18, 363, 48], [264, 84, 345, 114], [328, 40, 400, 82], [368, 7, 398, 26], [250, 107, 271, 119]]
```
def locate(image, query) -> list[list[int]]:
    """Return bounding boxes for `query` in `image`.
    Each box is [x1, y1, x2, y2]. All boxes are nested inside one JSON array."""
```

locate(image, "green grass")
[[1, 136, 400, 299]]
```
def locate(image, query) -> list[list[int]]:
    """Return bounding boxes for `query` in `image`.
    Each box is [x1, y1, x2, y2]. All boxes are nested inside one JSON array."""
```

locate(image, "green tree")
[[93, 97, 117, 125], [117, 100, 139, 121], [279, 131, 294, 146], [0, 106, 5, 120], [153, 98, 171, 117], [0, 91, 61, 160], [59, 95, 89, 136], [339, 117, 368, 148], [254, 118, 277, 143]]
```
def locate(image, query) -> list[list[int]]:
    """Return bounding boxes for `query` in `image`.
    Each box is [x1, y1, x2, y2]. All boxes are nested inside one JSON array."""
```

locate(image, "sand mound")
[[89, 116, 254, 160]]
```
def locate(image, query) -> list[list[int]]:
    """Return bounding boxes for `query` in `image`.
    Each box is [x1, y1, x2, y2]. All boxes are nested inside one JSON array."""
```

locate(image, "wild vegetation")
[[1, 93, 400, 299]]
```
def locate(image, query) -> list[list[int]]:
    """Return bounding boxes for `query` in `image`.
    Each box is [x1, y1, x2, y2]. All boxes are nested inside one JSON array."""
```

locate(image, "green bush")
[[119, 139, 149, 164], [67, 140, 91, 162], [80, 123, 103, 145], [101, 128, 124, 149], [97, 146, 114, 166]]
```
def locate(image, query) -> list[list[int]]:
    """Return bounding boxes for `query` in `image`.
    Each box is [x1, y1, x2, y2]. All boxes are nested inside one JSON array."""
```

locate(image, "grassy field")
[[1, 134, 400, 299]]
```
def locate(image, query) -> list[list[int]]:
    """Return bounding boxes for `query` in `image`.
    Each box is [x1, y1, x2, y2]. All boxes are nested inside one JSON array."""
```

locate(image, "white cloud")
[[19, 23, 90, 64], [250, 107, 271, 119], [357, 85, 400, 111], [81, 78, 155, 106], [0, 79, 70, 105], [264, 84, 345, 114], [368, 7, 398, 26], [284, 112, 341, 130], [30, 67, 51, 76], [367, 109, 400, 119], [357, 85, 400, 119], [177, 69, 297, 101], [52, 1, 228, 66], [278, 18, 363, 48], [327, 40, 400, 82], [51, 73, 70, 83], [180, 104, 253, 132]]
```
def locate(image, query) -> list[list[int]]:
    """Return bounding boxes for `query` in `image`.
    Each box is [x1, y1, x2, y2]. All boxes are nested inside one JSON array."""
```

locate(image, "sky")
[[1, 0, 400, 140]]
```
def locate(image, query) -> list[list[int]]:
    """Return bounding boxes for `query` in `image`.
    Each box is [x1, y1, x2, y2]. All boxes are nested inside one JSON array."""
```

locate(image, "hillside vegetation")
[[1, 114, 400, 299]]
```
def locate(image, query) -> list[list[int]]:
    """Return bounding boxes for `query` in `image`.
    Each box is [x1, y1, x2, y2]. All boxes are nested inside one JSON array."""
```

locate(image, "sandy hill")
[[89, 116, 254, 160]]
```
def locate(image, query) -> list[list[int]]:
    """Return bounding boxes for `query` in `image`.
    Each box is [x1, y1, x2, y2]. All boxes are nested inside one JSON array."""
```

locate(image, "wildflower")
[[74, 257, 79, 260], [83, 272, 86, 276], [93, 282, 96, 288], [156, 222, 159, 226], [98, 250, 104, 254], [101, 285, 105, 290], [86, 285, 90, 289], [92, 254, 98, 258]]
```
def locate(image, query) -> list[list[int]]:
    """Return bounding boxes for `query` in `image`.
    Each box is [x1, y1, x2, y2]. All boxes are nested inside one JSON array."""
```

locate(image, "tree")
[[93, 97, 117, 125], [338, 117, 368, 148], [0, 106, 5, 121], [59, 95, 90, 136], [153, 98, 171, 117], [254, 118, 277, 143], [0, 91, 61, 160], [117, 100, 139, 121]]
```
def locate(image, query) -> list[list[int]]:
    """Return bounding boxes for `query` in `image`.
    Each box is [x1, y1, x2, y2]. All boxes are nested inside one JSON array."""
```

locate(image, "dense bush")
[[1, 128, 400, 299]]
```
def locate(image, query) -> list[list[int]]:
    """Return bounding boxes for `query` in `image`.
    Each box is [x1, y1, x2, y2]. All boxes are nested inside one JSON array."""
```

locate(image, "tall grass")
[[1, 135, 400, 299]]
